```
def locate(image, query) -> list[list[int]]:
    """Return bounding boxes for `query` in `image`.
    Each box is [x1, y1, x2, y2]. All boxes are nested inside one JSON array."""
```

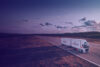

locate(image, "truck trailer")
[[61, 38, 89, 53]]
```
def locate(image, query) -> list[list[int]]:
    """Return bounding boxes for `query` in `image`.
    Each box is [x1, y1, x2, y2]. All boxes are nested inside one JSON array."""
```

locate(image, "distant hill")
[[0, 32, 100, 39], [0, 33, 35, 37], [34, 32, 100, 39], [63, 32, 100, 39]]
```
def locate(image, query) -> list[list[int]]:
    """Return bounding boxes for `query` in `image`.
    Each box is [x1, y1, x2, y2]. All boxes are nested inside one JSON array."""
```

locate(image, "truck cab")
[[80, 41, 89, 53]]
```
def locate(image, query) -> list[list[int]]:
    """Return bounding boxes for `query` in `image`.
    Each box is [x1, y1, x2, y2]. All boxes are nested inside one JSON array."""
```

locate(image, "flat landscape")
[[0, 34, 99, 67]]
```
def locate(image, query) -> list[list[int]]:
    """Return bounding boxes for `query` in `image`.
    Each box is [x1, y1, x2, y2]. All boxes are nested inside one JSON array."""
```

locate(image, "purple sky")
[[1, 0, 100, 34]]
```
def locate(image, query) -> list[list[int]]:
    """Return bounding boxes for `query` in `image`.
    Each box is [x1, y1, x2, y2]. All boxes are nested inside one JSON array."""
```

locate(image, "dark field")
[[0, 34, 98, 67]]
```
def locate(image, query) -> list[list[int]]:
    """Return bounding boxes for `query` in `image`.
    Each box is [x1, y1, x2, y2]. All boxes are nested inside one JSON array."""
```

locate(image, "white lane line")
[[58, 46, 100, 67]]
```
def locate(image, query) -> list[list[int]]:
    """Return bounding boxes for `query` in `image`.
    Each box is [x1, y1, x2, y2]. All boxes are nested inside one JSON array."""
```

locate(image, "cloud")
[[79, 17, 97, 26], [40, 22, 52, 27], [79, 17, 86, 22], [40, 22, 68, 30], [65, 22, 73, 25], [55, 25, 67, 29], [72, 25, 86, 28], [84, 20, 96, 26], [40, 23, 45, 26], [23, 19, 29, 22], [45, 22, 52, 26]]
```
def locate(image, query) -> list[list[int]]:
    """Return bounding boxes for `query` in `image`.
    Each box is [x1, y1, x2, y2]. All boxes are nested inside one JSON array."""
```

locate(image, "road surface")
[[39, 36, 100, 67]]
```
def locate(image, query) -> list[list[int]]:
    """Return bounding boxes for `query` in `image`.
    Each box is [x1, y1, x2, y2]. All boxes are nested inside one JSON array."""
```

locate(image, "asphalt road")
[[39, 36, 100, 67]]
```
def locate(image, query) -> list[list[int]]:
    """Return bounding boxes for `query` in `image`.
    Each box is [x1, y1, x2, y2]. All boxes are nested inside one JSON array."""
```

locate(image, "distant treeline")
[[34, 32, 100, 39], [0, 32, 100, 39]]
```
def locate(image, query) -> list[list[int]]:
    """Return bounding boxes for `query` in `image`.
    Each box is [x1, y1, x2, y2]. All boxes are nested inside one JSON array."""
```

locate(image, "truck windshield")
[[82, 42, 89, 48]]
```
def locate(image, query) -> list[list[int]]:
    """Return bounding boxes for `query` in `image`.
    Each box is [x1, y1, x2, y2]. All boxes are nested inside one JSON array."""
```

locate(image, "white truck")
[[61, 38, 89, 53]]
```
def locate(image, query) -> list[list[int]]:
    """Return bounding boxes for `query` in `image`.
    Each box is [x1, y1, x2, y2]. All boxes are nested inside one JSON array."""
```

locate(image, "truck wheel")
[[80, 50, 83, 53]]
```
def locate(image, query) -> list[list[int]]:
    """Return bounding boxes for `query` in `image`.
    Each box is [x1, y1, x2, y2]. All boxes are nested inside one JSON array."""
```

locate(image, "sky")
[[0, 0, 100, 34]]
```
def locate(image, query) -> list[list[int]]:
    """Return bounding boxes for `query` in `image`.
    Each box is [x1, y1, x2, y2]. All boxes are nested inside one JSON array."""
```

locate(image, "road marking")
[[58, 46, 100, 67]]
